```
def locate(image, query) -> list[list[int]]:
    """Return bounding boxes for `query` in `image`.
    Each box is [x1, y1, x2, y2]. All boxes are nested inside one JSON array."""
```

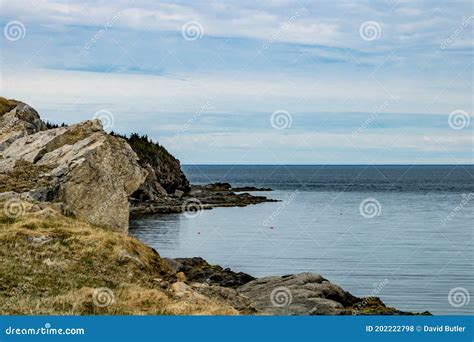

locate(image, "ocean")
[[130, 165, 474, 314]]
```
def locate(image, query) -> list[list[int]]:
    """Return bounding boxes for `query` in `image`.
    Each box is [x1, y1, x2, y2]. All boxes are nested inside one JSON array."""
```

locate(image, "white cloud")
[[2, 68, 470, 115], [1, 0, 472, 164], [161, 130, 473, 164], [3, 0, 470, 51]]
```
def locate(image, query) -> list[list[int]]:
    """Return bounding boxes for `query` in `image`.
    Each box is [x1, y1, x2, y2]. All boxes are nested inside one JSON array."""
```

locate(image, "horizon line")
[[181, 164, 474, 166]]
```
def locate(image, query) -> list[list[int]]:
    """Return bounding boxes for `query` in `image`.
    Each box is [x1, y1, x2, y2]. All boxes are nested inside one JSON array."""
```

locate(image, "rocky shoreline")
[[0, 97, 429, 315], [0, 98, 275, 230], [130, 182, 278, 217], [164, 257, 429, 315]]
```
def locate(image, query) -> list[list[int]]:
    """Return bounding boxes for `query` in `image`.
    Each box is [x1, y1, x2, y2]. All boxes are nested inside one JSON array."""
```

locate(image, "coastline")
[[130, 182, 278, 217], [0, 200, 429, 316], [0, 98, 430, 315]]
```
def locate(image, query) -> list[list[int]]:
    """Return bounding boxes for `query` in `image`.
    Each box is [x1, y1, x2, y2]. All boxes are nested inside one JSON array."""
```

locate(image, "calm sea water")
[[130, 165, 474, 315]]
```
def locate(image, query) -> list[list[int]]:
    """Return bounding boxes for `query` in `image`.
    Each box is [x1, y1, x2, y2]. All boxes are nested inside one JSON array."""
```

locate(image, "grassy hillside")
[[0, 201, 236, 315]]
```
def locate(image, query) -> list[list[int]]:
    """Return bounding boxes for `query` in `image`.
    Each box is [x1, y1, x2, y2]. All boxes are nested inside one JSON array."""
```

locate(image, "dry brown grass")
[[0, 97, 17, 116], [0, 201, 238, 315], [0, 161, 55, 193]]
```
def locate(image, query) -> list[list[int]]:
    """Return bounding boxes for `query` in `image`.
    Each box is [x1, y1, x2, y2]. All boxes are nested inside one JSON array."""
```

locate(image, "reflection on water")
[[130, 190, 473, 315], [131, 214, 184, 250]]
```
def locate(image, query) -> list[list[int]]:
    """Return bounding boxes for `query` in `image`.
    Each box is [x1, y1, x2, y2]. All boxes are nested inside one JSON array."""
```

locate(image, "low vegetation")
[[0, 161, 54, 193], [0, 97, 17, 116], [112, 132, 179, 171], [44, 121, 68, 129], [111, 132, 190, 193], [0, 201, 237, 315]]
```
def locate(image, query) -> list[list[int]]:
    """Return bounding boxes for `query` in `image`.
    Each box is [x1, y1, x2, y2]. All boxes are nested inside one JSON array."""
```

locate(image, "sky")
[[0, 0, 473, 164]]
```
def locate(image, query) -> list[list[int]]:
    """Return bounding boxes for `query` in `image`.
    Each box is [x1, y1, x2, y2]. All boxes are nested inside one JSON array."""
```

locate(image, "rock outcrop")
[[112, 133, 191, 198], [0, 98, 275, 229], [130, 182, 278, 216], [168, 260, 430, 316], [0, 98, 46, 151], [237, 273, 426, 315], [0, 99, 146, 231], [165, 257, 255, 288], [238, 273, 357, 315], [1, 98, 429, 316]]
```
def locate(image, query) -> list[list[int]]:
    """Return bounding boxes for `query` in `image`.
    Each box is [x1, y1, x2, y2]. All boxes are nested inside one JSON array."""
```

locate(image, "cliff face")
[[111, 133, 190, 200], [0, 97, 268, 228], [0, 98, 146, 232], [0, 97, 197, 230]]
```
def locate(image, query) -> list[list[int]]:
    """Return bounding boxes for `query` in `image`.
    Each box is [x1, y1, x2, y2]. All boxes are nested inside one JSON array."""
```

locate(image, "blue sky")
[[1, 0, 473, 164]]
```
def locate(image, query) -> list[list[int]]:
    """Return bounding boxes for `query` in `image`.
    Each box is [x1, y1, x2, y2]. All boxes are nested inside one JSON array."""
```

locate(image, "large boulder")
[[0, 98, 46, 151], [237, 273, 357, 315], [0, 100, 147, 232], [236, 273, 421, 315]]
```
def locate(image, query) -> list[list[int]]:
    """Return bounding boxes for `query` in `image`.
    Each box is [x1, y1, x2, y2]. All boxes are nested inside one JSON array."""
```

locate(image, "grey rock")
[[165, 257, 255, 288], [0, 100, 47, 152], [0, 101, 147, 231], [173, 189, 184, 198], [194, 285, 258, 314], [237, 273, 358, 315], [27, 235, 52, 245]]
